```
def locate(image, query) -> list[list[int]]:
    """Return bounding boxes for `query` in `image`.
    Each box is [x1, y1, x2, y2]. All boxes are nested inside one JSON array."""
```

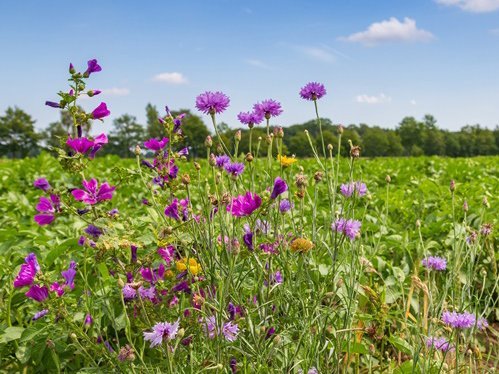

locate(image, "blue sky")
[[1, 0, 498, 133]]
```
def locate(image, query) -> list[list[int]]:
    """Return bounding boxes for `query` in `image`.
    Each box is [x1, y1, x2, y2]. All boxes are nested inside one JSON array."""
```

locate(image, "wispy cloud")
[[153, 72, 188, 84], [296, 46, 336, 63], [245, 59, 271, 69], [340, 17, 434, 46], [436, 0, 499, 13], [356, 93, 392, 104]]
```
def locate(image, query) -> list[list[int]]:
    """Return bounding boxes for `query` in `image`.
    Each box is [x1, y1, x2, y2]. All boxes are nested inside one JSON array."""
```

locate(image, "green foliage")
[[0, 107, 40, 158]]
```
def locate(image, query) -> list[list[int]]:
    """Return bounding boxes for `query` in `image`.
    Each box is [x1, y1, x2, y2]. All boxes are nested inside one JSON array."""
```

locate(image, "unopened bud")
[[245, 152, 254, 163], [69, 63, 75, 74], [385, 175, 391, 183], [70, 333, 77, 340], [87, 90, 101, 97], [177, 328, 185, 338], [258, 136, 262, 142], [463, 200, 468, 212], [181, 174, 191, 185], [234, 130, 241, 142], [117, 278, 125, 288], [274, 126, 284, 138], [450, 180, 455, 192], [134, 145, 141, 155], [482, 196, 489, 208], [337, 124, 344, 134], [216, 144, 223, 154], [209, 153, 216, 167], [165, 226, 173, 235], [273, 335, 281, 344], [314, 171, 323, 182], [416, 219, 421, 228], [194, 162, 201, 171], [204, 136, 212, 148], [327, 144, 333, 151], [265, 135, 272, 145], [215, 172, 222, 184]]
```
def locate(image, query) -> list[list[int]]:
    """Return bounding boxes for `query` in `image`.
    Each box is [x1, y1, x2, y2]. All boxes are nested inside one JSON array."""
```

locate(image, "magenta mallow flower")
[[441, 311, 488, 329], [13, 253, 40, 288], [227, 192, 262, 217], [300, 82, 327, 101], [25, 285, 49, 302], [237, 111, 264, 127], [143, 320, 180, 347], [426, 337, 453, 352], [84, 59, 102, 77], [224, 162, 245, 178], [72, 179, 115, 205], [340, 181, 367, 197], [332, 218, 362, 240], [61, 261, 77, 290], [66, 133, 108, 159], [158, 246, 175, 265], [91, 102, 110, 119], [144, 137, 169, 151], [270, 177, 288, 199], [34, 178, 51, 192], [34, 194, 61, 225], [195, 91, 230, 115], [85, 314, 93, 326], [253, 99, 283, 119], [421, 256, 447, 271], [164, 198, 180, 220]]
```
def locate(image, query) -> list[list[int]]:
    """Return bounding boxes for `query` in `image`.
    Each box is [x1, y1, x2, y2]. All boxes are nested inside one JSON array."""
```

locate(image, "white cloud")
[[101, 87, 130, 96], [356, 93, 392, 104], [340, 17, 434, 46], [153, 72, 188, 84], [297, 46, 336, 62], [436, 0, 499, 13], [410, 99, 417, 105], [245, 59, 271, 69]]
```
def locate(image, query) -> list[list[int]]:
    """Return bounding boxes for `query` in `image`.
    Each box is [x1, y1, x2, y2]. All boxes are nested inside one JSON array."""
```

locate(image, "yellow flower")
[[176, 257, 202, 275], [289, 238, 314, 253], [277, 154, 297, 167]]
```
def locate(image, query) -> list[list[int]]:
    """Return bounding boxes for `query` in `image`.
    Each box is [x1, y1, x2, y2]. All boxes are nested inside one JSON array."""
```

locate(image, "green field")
[[0, 153, 497, 372]]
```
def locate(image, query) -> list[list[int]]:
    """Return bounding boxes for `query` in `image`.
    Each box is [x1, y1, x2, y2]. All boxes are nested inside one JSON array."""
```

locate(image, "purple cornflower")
[[122, 284, 137, 300], [237, 111, 264, 127], [477, 317, 489, 330], [72, 179, 115, 205], [91, 102, 110, 119], [164, 198, 180, 220], [421, 256, 447, 271], [426, 337, 453, 352], [253, 99, 283, 119], [442, 311, 476, 329], [195, 91, 230, 115], [85, 225, 103, 239], [45, 101, 61, 108], [215, 154, 230, 168], [25, 285, 49, 302], [340, 181, 367, 197], [224, 162, 245, 178], [84, 59, 102, 77], [222, 321, 239, 342], [144, 137, 169, 151], [139, 286, 156, 301], [61, 261, 77, 290], [34, 178, 51, 192], [270, 177, 288, 199], [227, 192, 262, 217], [84, 314, 93, 326], [279, 199, 292, 213], [143, 320, 180, 347], [34, 195, 60, 226], [332, 218, 362, 240], [13, 253, 40, 288], [299, 82, 327, 101], [33, 309, 49, 321]]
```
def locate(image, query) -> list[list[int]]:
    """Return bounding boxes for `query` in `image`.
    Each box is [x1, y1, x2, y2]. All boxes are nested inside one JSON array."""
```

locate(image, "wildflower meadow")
[[0, 59, 497, 373]]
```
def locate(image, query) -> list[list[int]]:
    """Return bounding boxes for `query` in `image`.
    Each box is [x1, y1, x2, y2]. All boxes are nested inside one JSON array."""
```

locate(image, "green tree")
[[397, 116, 425, 155], [106, 114, 145, 157], [145, 103, 164, 139], [42, 121, 67, 150], [361, 127, 389, 157], [0, 107, 40, 158], [172, 109, 211, 158]]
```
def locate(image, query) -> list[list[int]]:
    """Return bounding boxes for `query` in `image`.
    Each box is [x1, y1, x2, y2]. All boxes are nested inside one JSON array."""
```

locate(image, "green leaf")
[[341, 341, 369, 354], [1, 326, 25, 343], [389, 335, 413, 355]]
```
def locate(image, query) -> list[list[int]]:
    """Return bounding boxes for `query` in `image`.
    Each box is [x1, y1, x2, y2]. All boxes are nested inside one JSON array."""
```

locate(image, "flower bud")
[[69, 63, 76, 74], [327, 144, 333, 151], [117, 278, 125, 288], [258, 136, 262, 142], [215, 172, 222, 184], [134, 145, 141, 155], [216, 144, 223, 154], [177, 328, 185, 338], [274, 126, 284, 138], [273, 335, 281, 344], [245, 152, 254, 163], [482, 196, 489, 208], [265, 135, 272, 145], [87, 90, 101, 97], [234, 130, 241, 142], [165, 226, 173, 235], [337, 124, 344, 134], [209, 153, 216, 167], [70, 333, 78, 340], [385, 175, 391, 183], [314, 171, 323, 182], [194, 162, 201, 171], [181, 174, 191, 185], [416, 219, 421, 228], [205, 136, 213, 148], [463, 200, 468, 212], [450, 179, 455, 192]]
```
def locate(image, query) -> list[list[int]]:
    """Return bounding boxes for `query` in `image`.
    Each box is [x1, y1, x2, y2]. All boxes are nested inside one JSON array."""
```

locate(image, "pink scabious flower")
[[237, 111, 264, 127], [426, 337, 453, 352], [72, 179, 115, 205], [84, 59, 102, 77], [34, 194, 61, 225], [253, 99, 283, 119], [143, 320, 180, 347], [300, 82, 327, 101], [332, 218, 362, 240], [421, 256, 447, 271], [13, 253, 40, 288], [144, 137, 169, 151], [25, 284, 49, 302], [227, 192, 262, 217], [91, 102, 110, 119], [270, 177, 288, 199], [34, 178, 51, 192], [195, 91, 230, 115], [442, 311, 476, 329], [340, 181, 367, 197]]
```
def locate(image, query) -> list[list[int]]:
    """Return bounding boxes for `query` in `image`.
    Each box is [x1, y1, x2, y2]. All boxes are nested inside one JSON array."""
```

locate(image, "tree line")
[[0, 105, 498, 158]]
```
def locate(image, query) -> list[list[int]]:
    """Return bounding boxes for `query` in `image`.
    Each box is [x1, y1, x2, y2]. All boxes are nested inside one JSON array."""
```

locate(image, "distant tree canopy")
[[0, 105, 498, 158]]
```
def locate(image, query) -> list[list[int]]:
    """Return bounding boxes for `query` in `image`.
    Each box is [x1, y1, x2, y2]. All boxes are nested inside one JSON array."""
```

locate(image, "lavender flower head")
[[340, 181, 367, 197], [195, 91, 230, 115], [300, 82, 327, 101], [224, 162, 245, 178], [143, 320, 180, 347], [253, 99, 283, 119], [426, 337, 453, 352], [421, 256, 447, 271], [215, 155, 231, 168], [442, 311, 476, 329], [237, 111, 264, 127], [332, 218, 362, 240]]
